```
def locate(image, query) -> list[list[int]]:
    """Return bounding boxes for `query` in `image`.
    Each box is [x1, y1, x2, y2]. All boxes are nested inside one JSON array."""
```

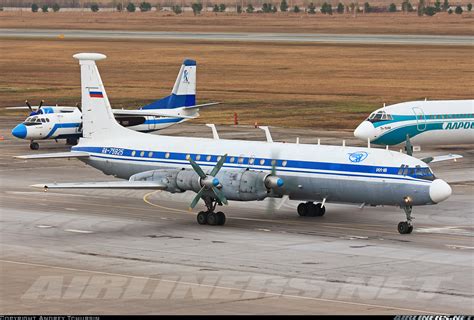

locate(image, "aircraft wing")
[[15, 151, 90, 160], [112, 109, 195, 119], [31, 181, 166, 190], [421, 154, 463, 164]]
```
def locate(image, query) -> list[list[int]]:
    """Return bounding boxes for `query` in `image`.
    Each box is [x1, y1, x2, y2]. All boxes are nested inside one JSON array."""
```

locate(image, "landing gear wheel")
[[297, 203, 308, 216], [307, 203, 318, 217], [66, 137, 79, 145], [398, 221, 412, 234], [215, 212, 226, 226], [315, 203, 326, 217], [30, 142, 39, 150], [207, 212, 218, 226], [197, 211, 208, 225]]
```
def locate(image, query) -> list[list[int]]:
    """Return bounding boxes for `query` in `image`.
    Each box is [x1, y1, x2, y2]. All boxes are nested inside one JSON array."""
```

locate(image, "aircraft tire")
[[30, 142, 39, 150], [398, 221, 412, 234], [297, 203, 308, 216], [215, 212, 226, 226], [197, 211, 208, 225], [207, 212, 218, 226]]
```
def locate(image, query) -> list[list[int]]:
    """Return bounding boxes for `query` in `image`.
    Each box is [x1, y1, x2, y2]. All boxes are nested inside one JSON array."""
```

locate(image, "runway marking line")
[[0, 259, 444, 315], [64, 229, 93, 234]]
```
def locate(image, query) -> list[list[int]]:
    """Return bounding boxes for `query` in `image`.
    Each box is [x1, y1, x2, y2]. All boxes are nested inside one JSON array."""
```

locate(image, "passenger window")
[[398, 165, 404, 175], [403, 166, 409, 176]]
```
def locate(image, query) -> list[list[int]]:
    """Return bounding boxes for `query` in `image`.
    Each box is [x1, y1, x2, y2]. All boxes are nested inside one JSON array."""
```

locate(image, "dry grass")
[[0, 11, 473, 35], [0, 38, 473, 129]]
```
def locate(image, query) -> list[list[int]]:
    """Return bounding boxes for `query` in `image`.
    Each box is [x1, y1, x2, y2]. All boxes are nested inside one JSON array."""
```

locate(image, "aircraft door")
[[412, 107, 426, 131], [148, 116, 157, 131]]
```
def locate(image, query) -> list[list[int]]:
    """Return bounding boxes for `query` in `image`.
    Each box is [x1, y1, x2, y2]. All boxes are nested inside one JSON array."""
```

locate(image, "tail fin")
[[73, 53, 123, 138], [142, 59, 196, 110]]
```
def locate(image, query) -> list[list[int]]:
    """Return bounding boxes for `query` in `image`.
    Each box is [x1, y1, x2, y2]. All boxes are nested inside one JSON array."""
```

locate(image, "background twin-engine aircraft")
[[10, 59, 217, 150]]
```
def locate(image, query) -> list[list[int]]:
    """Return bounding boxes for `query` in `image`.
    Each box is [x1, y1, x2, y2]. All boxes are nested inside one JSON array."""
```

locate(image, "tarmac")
[[0, 115, 473, 314], [1, 28, 473, 45]]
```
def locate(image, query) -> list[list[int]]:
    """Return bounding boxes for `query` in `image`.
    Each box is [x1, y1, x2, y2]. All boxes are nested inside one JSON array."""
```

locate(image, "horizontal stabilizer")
[[112, 109, 195, 119], [421, 154, 463, 164], [31, 181, 166, 190], [182, 102, 220, 110], [15, 151, 90, 160]]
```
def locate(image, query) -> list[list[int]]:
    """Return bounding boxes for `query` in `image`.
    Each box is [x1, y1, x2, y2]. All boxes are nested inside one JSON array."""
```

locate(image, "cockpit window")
[[398, 164, 435, 181], [367, 111, 393, 123]]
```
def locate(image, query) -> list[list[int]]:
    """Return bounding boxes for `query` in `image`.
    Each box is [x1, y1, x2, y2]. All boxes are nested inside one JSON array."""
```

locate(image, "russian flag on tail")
[[89, 91, 103, 98]]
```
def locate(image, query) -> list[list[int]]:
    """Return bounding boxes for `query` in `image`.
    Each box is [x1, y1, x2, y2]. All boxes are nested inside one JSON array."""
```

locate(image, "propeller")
[[75, 102, 82, 112], [265, 150, 286, 215], [188, 154, 229, 209], [405, 134, 413, 156], [25, 100, 33, 112], [25, 99, 44, 115]]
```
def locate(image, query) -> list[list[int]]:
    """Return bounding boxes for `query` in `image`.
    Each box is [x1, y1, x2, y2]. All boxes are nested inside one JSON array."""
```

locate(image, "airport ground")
[[0, 116, 473, 314], [0, 11, 473, 35]]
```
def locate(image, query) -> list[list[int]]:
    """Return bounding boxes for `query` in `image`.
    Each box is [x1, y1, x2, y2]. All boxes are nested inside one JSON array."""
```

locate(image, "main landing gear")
[[398, 205, 414, 234], [29, 141, 39, 150], [297, 202, 326, 217], [196, 197, 226, 226]]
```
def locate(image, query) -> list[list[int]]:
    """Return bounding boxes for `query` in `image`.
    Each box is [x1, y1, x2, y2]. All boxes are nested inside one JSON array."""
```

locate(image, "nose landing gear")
[[398, 204, 414, 234], [29, 141, 39, 150]]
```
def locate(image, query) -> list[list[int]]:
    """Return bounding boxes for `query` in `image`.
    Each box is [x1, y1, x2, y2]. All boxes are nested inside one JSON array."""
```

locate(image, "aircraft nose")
[[429, 179, 452, 203], [354, 121, 375, 141], [11, 124, 27, 139]]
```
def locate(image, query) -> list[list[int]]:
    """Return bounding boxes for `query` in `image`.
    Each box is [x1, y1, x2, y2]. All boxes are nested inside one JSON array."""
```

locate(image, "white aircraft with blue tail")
[[354, 100, 474, 149], [17, 53, 454, 235], [10, 59, 217, 150]]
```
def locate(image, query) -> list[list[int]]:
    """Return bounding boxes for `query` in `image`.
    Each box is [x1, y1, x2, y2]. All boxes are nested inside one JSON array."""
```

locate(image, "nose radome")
[[11, 124, 27, 139], [429, 179, 452, 204], [354, 121, 375, 141]]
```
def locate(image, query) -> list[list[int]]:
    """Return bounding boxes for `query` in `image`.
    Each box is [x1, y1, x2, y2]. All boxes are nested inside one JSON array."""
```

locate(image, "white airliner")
[[354, 100, 474, 146], [10, 59, 217, 150], [18, 53, 453, 235]]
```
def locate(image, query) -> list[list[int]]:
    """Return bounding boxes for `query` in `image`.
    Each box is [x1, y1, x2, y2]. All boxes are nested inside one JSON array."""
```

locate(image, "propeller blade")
[[210, 153, 227, 177], [25, 100, 33, 112], [189, 186, 206, 209], [76, 102, 82, 112], [405, 134, 413, 156], [211, 186, 228, 205], [189, 157, 206, 179], [38, 100, 44, 110]]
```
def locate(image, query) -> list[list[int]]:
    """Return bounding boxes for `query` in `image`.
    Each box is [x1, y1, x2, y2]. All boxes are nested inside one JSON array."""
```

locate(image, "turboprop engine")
[[130, 167, 284, 202]]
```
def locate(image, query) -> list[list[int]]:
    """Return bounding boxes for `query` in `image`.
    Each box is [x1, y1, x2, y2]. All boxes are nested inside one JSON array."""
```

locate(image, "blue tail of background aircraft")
[[142, 59, 196, 110]]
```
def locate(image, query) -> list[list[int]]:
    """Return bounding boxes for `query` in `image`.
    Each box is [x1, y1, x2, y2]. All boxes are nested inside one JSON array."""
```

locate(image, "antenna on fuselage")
[[205, 124, 220, 140], [258, 126, 273, 143]]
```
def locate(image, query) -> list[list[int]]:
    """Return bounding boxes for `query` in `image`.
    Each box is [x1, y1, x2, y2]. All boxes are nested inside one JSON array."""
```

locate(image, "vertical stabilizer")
[[142, 59, 196, 109], [73, 53, 123, 138]]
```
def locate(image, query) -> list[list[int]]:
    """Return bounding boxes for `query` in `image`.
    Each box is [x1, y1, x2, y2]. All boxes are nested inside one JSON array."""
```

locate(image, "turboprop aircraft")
[[354, 99, 474, 147], [17, 53, 453, 235], [10, 59, 217, 150]]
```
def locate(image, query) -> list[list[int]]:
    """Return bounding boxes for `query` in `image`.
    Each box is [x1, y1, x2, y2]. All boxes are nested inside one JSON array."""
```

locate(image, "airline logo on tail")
[[183, 70, 190, 84]]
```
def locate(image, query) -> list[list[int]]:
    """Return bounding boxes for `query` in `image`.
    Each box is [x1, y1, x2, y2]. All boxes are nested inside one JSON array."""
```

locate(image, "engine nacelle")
[[130, 168, 282, 201], [217, 169, 270, 201]]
